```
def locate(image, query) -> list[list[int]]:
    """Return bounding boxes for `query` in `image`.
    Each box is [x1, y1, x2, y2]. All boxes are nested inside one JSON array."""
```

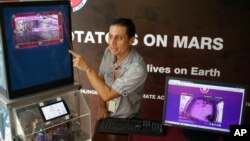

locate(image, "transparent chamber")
[[0, 85, 91, 141]]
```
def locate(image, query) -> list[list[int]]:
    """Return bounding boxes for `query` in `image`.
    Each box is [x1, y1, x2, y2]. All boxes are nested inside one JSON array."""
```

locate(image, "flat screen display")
[[39, 100, 70, 122], [0, 47, 7, 92], [163, 77, 247, 134], [0, 1, 73, 99]]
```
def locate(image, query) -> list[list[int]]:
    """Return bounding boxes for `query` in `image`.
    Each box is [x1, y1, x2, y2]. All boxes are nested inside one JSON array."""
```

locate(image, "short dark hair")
[[111, 18, 136, 38]]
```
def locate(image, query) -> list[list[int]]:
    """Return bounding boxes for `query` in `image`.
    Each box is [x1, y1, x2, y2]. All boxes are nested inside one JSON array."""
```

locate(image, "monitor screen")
[[0, 1, 73, 99], [39, 100, 70, 122], [0, 47, 7, 92], [163, 77, 247, 134]]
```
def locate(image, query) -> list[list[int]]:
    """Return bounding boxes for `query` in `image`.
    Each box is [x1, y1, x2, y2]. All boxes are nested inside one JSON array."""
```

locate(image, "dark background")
[[71, 0, 250, 122]]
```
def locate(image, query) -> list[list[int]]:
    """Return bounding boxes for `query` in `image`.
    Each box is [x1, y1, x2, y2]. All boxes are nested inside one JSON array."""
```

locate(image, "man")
[[69, 18, 147, 118]]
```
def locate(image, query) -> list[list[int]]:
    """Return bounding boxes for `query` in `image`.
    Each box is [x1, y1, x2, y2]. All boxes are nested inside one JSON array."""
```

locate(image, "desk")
[[92, 132, 128, 141], [85, 95, 228, 141], [92, 126, 229, 141], [91, 126, 184, 141]]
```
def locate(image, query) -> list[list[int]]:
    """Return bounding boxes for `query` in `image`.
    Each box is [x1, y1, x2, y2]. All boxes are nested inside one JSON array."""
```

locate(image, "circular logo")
[[200, 86, 209, 93], [70, 0, 87, 12]]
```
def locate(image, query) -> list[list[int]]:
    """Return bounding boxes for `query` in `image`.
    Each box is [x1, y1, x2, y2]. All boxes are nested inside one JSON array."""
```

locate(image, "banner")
[[71, 0, 250, 121]]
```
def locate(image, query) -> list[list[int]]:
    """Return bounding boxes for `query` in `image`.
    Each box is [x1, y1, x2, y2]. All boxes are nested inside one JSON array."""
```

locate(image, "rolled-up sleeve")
[[112, 63, 147, 96]]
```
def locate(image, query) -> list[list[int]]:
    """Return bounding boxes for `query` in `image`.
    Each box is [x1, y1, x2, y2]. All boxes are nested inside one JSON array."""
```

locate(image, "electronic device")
[[39, 100, 70, 122], [0, 0, 74, 99], [96, 117, 165, 136], [162, 77, 247, 134]]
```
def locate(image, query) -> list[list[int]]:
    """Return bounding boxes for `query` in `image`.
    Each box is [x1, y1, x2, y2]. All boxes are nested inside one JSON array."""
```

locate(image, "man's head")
[[108, 18, 136, 61], [111, 18, 136, 38]]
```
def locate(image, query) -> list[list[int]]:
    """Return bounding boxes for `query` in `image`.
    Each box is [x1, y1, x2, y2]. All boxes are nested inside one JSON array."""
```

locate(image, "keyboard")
[[95, 117, 165, 136]]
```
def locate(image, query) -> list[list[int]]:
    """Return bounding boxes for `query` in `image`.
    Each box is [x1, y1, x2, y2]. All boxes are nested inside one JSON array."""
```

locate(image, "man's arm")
[[97, 73, 108, 119], [69, 50, 119, 101], [85, 66, 119, 101]]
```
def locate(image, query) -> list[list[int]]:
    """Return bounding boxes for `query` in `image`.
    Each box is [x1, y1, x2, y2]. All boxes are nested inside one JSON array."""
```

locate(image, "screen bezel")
[[0, 0, 74, 99], [162, 76, 247, 134], [39, 100, 70, 122]]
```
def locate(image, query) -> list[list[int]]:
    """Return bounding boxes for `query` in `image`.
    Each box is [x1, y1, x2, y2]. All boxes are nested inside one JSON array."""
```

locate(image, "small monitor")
[[39, 100, 70, 122], [163, 77, 247, 134]]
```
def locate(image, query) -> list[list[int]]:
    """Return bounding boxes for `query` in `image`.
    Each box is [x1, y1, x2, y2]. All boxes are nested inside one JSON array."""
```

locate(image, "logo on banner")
[[71, 0, 87, 12]]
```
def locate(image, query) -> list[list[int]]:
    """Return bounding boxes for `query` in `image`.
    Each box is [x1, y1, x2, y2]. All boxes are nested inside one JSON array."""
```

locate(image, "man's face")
[[108, 25, 134, 58]]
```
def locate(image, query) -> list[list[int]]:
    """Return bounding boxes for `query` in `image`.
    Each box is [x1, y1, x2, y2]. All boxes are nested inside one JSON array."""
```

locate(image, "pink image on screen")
[[189, 99, 214, 122], [179, 94, 224, 123], [12, 11, 63, 49]]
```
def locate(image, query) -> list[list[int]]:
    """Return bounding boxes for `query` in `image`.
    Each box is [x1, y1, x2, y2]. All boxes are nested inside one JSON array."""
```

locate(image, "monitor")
[[163, 77, 247, 134], [39, 100, 70, 122], [0, 0, 74, 99]]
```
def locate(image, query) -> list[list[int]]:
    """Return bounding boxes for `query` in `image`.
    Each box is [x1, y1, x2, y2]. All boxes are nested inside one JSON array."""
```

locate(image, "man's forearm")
[[85, 66, 119, 101]]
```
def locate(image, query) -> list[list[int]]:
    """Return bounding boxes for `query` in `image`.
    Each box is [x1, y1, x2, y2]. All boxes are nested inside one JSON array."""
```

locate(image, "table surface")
[[92, 132, 128, 141], [86, 95, 229, 141], [91, 125, 229, 141]]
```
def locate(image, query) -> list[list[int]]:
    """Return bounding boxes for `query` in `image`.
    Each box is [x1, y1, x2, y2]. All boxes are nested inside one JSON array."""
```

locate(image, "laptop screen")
[[163, 77, 247, 134]]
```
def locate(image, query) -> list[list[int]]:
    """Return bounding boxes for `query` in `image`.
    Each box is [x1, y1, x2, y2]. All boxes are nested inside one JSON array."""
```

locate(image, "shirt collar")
[[112, 48, 135, 69]]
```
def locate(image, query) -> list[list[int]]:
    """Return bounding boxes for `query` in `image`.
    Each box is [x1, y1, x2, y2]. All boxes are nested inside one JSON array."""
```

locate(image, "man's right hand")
[[97, 106, 109, 120], [69, 50, 89, 72]]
